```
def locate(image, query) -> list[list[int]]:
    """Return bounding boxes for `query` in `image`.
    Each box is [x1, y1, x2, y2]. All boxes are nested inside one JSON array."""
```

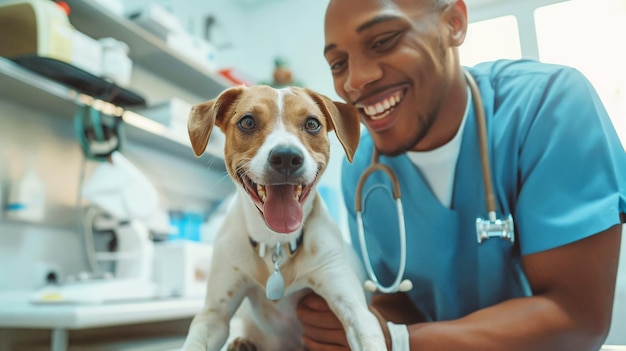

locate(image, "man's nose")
[[343, 56, 383, 93]]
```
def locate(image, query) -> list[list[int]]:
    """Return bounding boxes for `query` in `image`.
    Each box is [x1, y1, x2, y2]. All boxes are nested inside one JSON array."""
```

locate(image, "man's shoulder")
[[468, 59, 593, 119], [468, 59, 585, 90]]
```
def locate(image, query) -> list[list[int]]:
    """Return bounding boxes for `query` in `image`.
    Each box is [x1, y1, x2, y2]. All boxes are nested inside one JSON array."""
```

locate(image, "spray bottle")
[[6, 153, 47, 222]]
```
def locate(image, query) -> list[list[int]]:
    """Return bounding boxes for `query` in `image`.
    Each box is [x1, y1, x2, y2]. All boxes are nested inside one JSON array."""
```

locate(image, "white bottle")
[[6, 157, 47, 222]]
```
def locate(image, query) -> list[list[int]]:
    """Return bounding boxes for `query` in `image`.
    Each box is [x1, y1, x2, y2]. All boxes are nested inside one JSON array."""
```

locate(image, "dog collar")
[[248, 233, 303, 259], [249, 233, 303, 301]]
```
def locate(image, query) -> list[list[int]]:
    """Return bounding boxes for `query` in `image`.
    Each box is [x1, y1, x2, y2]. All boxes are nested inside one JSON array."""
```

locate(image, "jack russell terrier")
[[182, 85, 386, 351]]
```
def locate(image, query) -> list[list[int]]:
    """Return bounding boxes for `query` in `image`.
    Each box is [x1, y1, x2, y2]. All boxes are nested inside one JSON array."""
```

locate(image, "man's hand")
[[296, 293, 350, 351]]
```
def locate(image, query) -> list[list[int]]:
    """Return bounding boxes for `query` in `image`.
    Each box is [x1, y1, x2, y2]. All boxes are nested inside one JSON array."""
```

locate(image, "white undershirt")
[[406, 86, 471, 208]]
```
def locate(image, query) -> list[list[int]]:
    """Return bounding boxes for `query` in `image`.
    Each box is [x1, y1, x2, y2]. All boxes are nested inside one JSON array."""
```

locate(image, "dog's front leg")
[[182, 259, 249, 351], [310, 263, 387, 351]]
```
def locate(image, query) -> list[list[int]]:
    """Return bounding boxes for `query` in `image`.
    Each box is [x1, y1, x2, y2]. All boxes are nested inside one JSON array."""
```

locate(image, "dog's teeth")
[[295, 185, 302, 200], [257, 184, 266, 203]]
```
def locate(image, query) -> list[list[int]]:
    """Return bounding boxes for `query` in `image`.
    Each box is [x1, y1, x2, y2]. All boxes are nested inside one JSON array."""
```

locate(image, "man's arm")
[[297, 224, 622, 350], [403, 224, 622, 350]]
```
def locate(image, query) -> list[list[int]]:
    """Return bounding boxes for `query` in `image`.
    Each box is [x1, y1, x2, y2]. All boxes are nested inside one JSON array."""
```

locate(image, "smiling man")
[[296, 0, 626, 350]]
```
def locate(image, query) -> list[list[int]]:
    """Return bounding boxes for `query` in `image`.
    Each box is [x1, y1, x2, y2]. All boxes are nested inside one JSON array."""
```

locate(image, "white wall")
[[124, 0, 336, 98]]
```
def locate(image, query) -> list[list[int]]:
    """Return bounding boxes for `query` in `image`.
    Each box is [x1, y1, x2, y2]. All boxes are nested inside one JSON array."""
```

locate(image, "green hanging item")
[[74, 104, 123, 161]]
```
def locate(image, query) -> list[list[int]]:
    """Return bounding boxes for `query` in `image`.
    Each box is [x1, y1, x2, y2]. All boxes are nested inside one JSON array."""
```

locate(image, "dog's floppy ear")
[[305, 88, 361, 163], [188, 86, 245, 157]]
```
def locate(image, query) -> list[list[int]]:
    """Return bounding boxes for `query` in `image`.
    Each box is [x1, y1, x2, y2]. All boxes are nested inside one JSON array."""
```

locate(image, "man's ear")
[[443, 0, 468, 47], [304, 88, 361, 163], [188, 86, 245, 157]]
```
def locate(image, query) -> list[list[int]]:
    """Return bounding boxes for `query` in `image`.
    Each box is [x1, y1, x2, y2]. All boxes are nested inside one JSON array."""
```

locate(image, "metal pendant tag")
[[266, 270, 285, 301]]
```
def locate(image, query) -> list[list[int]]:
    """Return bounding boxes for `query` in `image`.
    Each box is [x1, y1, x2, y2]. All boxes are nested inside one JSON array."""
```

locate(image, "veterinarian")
[[296, 0, 626, 350]]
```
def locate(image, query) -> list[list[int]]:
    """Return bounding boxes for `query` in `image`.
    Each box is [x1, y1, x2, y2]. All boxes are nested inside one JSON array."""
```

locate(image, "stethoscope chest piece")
[[476, 214, 515, 244]]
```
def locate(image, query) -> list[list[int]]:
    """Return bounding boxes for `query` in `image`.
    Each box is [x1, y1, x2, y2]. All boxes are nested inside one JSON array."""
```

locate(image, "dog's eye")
[[238, 115, 256, 131], [304, 117, 321, 133]]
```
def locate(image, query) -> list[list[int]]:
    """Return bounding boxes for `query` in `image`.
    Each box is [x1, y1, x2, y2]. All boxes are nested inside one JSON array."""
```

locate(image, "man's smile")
[[355, 88, 407, 131]]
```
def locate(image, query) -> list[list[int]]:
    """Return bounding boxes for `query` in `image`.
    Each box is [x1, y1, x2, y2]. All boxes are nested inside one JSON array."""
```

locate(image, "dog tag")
[[266, 270, 285, 301]]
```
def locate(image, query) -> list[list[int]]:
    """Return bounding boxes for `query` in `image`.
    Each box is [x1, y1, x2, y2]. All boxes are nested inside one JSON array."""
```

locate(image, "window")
[[535, 0, 626, 146], [460, 15, 522, 67]]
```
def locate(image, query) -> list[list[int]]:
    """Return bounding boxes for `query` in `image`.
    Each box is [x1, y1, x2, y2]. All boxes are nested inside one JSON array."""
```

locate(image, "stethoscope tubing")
[[464, 70, 498, 221], [357, 188, 407, 294]]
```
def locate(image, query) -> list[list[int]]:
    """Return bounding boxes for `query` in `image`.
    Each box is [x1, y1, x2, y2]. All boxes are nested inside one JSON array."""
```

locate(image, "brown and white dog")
[[182, 85, 386, 351]]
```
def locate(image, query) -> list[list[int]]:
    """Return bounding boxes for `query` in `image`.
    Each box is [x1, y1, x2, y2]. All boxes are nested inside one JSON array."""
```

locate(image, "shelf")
[[0, 57, 78, 118], [64, 0, 233, 99], [0, 57, 224, 164]]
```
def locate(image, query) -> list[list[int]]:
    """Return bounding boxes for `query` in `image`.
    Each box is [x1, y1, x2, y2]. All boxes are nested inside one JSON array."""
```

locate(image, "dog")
[[182, 85, 387, 351]]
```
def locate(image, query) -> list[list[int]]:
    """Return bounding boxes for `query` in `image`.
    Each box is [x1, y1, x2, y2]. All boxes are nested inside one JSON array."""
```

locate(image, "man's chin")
[[370, 134, 415, 157]]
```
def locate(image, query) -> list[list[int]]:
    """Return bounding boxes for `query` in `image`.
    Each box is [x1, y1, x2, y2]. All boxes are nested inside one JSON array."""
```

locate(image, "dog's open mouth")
[[238, 171, 316, 234]]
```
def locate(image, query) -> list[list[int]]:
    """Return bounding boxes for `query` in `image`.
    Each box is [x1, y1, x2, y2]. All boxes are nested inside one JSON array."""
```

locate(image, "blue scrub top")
[[342, 59, 626, 322]]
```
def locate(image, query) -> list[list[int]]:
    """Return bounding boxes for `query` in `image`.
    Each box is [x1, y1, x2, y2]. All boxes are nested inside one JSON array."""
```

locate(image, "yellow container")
[[0, 0, 73, 62]]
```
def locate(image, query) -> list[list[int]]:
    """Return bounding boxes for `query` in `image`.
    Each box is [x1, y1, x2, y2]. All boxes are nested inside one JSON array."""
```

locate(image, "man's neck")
[[411, 64, 468, 152]]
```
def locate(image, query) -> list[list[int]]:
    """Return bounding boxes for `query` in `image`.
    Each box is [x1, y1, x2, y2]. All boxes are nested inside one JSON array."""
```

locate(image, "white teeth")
[[363, 91, 403, 119], [370, 109, 391, 121], [255, 184, 303, 203], [295, 185, 302, 200], [257, 184, 267, 203]]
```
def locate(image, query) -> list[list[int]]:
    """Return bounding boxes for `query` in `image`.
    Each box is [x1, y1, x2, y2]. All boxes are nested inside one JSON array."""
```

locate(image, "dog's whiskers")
[[214, 172, 232, 185]]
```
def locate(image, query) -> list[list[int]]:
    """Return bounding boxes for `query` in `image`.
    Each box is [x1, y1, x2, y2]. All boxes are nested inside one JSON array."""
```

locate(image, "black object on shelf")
[[11, 55, 146, 108]]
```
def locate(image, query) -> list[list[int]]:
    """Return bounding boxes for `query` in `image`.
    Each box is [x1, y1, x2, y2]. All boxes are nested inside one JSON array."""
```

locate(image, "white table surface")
[[0, 290, 203, 330]]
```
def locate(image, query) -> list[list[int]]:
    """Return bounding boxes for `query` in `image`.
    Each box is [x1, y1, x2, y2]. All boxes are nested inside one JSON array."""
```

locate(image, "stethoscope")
[[356, 70, 516, 294]]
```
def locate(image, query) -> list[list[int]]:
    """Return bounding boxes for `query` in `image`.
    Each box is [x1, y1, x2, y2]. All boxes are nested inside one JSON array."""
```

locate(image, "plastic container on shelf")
[[99, 37, 132, 87], [0, 0, 103, 76]]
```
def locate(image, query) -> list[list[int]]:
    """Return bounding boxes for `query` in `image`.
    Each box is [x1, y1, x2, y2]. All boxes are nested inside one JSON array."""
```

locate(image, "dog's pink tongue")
[[263, 184, 302, 233]]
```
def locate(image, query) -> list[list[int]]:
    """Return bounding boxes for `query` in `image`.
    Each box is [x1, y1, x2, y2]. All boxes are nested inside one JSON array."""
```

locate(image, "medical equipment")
[[74, 104, 123, 161], [355, 70, 516, 294]]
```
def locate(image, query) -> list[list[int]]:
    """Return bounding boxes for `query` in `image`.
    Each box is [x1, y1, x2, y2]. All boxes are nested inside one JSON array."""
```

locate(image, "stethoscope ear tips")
[[364, 279, 414, 293], [364, 280, 378, 292], [399, 279, 413, 292]]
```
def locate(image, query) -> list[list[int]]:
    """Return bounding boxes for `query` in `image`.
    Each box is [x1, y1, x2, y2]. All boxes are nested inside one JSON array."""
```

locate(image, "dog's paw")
[[227, 338, 258, 351]]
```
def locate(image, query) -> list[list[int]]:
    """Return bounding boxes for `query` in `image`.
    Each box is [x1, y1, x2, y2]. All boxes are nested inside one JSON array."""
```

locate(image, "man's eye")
[[304, 117, 321, 133], [238, 115, 256, 131], [372, 32, 400, 50], [329, 59, 346, 73]]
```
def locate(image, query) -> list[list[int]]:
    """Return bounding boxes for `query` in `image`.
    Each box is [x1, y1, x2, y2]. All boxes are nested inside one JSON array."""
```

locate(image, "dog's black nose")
[[269, 146, 304, 176]]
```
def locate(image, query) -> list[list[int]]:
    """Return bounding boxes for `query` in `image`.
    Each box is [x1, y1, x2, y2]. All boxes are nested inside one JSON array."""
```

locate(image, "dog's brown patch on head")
[[188, 86, 246, 157], [220, 86, 281, 179], [281, 88, 333, 170], [300, 87, 361, 163]]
